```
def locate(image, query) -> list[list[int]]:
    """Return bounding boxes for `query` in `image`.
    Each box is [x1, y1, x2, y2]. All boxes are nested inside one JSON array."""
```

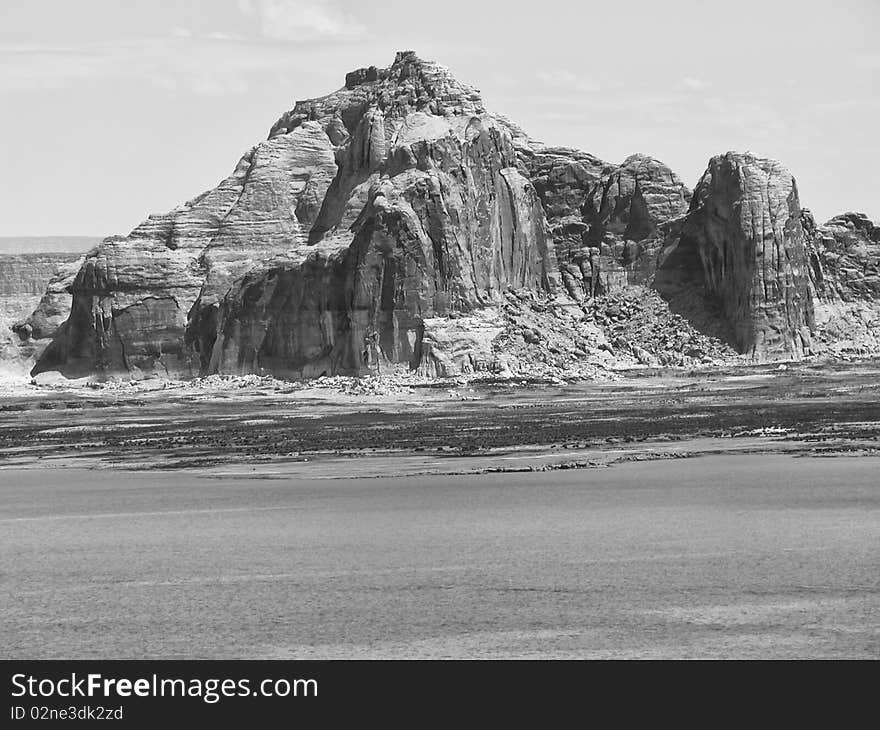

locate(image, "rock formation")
[[0, 253, 83, 374], [806, 211, 880, 354], [666, 152, 815, 360], [0, 253, 82, 299], [519, 149, 691, 300], [20, 52, 880, 380], [33, 51, 559, 380], [13, 257, 82, 340]]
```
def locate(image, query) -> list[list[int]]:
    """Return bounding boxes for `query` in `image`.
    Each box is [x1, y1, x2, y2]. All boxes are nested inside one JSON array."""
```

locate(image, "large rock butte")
[[21, 52, 880, 379], [668, 152, 815, 359], [33, 51, 559, 379]]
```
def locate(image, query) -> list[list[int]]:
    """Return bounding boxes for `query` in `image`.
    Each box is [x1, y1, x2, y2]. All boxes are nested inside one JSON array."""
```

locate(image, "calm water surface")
[[1, 454, 878, 658]]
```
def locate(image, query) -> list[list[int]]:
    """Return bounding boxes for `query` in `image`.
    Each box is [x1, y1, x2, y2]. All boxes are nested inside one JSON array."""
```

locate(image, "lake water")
[[1, 454, 878, 658]]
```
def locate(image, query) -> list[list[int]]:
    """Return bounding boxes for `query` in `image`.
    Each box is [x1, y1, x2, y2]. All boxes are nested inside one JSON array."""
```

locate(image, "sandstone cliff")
[[519, 148, 690, 300], [0, 253, 82, 298], [23, 52, 880, 380], [806, 211, 880, 354], [668, 152, 815, 360], [34, 51, 559, 380], [0, 253, 83, 375]]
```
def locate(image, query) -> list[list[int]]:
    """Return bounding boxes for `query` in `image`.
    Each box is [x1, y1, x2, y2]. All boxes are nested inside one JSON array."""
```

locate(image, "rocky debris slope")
[[805, 211, 880, 355], [582, 287, 738, 366], [491, 286, 736, 380], [671, 152, 815, 360]]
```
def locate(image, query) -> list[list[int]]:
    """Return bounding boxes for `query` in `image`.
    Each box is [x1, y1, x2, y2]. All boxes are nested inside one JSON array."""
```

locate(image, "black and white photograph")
[[1, 0, 878, 718]]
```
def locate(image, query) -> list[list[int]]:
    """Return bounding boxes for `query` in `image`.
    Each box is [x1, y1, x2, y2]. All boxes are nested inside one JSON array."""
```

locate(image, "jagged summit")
[[269, 51, 485, 139], [823, 211, 880, 239]]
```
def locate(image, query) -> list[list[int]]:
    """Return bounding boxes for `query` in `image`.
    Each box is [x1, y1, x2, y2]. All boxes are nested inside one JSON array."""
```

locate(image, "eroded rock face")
[[808, 212, 880, 301], [806, 211, 880, 354], [584, 154, 691, 247], [675, 152, 815, 360], [205, 52, 560, 378], [518, 145, 607, 260], [35, 51, 559, 380], [36, 119, 342, 379], [187, 123, 338, 371], [209, 53, 560, 377], [519, 149, 690, 300], [577, 154, 691, 296], [29, 50, 876, 378], [0, 253, 82, 375], [0, 253, 82, 298], [32, 154, 256, 377], [12, 260, 79, 339]]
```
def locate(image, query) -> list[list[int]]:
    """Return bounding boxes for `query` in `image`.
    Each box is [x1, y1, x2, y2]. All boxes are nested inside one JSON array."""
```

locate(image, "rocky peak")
[[269, 51, 485, 139], [584, 153, 690, 245], [809, 210, 880, 302], [806, 210, 880, 354], [823, 212, 880, 242], [690, 151, 792, 212]]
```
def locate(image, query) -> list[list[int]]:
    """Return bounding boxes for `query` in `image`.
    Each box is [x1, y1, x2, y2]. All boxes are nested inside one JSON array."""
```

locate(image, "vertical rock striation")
[[674, 152, 814, 360], [519, 149, 690, 299]]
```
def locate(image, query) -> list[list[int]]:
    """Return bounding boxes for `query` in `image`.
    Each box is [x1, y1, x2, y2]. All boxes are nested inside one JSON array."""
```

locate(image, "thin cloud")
[[0, 35, 342, 95], [536, 69, 601, 94], [237, 0, 366, 42], [681, 76, 710, 91], [853, 51, 880, 69]]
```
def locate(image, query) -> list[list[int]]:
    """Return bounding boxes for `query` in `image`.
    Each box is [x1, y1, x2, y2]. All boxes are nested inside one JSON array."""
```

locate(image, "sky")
[[0, 0, 877, 236]]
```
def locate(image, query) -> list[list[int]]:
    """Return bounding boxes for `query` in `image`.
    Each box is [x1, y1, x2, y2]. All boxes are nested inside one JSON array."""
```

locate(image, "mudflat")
[[1, 361, 880, 476], [1, 454, 878, 659]]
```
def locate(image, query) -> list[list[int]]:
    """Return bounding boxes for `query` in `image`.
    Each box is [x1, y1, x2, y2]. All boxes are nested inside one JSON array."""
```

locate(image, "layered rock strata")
[[0, 253, 82, 298]]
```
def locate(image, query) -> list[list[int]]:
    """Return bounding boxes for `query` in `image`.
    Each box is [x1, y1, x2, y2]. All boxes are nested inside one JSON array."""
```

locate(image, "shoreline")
[[2, 359, 879, 479]]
